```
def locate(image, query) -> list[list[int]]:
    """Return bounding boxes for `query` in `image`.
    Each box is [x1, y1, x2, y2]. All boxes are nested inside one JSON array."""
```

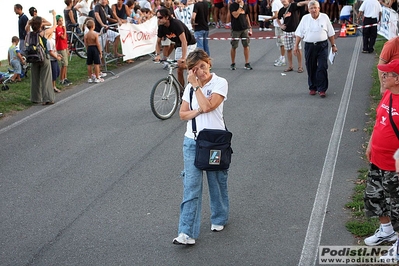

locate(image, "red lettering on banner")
[[122, 30, 157, 45]]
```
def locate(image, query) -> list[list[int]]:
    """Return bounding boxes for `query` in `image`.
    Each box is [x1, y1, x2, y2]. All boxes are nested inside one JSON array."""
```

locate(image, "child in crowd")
[[84, 19, 103, 83], [141, 8, 153, 23], [46, 30, 62, 93], [7, 36, 25, 82], [133, 5, 143, 24], [55, 15, 72, 86]]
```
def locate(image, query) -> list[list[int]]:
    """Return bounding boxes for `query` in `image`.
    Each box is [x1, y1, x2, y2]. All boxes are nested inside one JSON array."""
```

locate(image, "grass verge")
[[0, 54, 119, 116], [345, 37, 387, 241]]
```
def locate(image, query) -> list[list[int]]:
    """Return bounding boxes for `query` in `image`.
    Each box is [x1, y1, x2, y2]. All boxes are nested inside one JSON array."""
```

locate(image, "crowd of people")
[[9, 0, 388, 106]]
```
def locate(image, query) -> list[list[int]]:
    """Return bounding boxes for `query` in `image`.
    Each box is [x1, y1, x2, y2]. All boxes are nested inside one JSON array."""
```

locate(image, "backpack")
[[24, 31, 46, 63]]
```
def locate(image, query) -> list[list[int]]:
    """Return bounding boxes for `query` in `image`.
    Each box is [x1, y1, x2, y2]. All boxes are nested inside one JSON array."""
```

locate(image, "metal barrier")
[[99, 23, 123, 76]]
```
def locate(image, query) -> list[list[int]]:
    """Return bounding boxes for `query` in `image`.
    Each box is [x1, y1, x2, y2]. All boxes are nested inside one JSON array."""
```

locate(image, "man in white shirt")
[[294, 0, 337, 98], [358, 0, 382, 53]]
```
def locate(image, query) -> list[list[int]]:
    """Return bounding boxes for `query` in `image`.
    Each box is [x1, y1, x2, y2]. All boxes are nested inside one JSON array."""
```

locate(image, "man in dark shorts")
[[229, 0, 253, 70]]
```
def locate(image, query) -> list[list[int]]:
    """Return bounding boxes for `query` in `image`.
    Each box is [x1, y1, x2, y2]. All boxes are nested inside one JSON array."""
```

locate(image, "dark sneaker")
[[244, 63, 253, 70], [64, 79, 72, 86], [230, 63, 236, 70]]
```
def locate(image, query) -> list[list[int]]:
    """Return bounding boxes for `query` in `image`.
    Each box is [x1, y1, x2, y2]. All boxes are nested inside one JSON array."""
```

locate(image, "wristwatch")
[[194, 85, 201, 91], [332, 44, 337, 47]]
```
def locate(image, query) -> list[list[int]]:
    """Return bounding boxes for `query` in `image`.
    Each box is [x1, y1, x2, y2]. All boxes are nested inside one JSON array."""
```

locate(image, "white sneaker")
[[274, 57, 280, 63], [364, 228, 398, 246], [380, 240, 399, 262], [211, 224, 224, 232], [259, 27, 263, 31], [173, 233, 195, 245], [100, 72, 107, 78], [274, 59, 285, 67], [94, 78, 104, 83], [88, 78, 93, 83], [264, 28, 273, 31]]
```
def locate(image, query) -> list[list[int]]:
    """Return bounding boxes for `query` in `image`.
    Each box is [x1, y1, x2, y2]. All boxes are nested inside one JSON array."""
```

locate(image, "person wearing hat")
[[377, 36, 399, 95], [363, 59, 399, 246]]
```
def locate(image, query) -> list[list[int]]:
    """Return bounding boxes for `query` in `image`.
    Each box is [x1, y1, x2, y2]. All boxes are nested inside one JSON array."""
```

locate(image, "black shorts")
[[50, 60, 60, 82], [86, 45, 101, 65], [214, 2, 224, 9]]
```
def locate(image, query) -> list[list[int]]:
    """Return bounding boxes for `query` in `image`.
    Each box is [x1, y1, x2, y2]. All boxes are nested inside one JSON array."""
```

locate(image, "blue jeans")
[[194, 30, 210, 56], [178, 137, 229, 239]]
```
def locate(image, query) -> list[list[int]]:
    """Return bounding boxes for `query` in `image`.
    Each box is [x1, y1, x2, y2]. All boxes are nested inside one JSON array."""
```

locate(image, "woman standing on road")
[[26, 13, 56, 105], [174, 49, 230, 245]]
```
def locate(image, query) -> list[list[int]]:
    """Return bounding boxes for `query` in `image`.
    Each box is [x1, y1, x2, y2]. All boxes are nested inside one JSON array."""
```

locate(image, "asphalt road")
[[0, 30, 378, 266]]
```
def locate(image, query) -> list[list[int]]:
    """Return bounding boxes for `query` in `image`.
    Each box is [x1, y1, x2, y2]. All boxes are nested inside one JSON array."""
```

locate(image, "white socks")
[[382, 222, 394, 234]]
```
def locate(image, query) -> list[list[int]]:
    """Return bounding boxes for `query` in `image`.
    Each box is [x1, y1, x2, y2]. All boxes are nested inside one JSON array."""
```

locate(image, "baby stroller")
[[0, 71, 14, 91], [1, 57, 30, 91]]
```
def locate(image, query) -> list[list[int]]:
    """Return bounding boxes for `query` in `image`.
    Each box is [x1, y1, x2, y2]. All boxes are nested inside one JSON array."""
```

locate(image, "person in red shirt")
[[378, 37, 399, 95], [55, 15, 72, 86], [364, 59, 399, 246]]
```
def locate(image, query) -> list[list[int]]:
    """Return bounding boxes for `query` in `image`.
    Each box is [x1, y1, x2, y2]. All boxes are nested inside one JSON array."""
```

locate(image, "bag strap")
[[190, 87, 198, 139], [389, 93, 399, 140]]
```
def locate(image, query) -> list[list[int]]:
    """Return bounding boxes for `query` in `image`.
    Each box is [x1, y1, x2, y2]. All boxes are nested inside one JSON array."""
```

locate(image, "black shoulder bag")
[[190, 87, 233, 171]]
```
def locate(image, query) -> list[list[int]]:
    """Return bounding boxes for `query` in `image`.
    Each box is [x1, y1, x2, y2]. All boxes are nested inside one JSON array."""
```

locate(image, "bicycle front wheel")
[[75, 39, 87, 59], [150, 77, 179, 120]]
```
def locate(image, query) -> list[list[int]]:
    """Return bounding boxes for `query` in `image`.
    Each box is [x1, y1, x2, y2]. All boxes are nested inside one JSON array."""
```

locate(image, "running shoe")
[[364, 228, 398, 246], [244, 63, 253, 70], [173, 233, 195, 245]]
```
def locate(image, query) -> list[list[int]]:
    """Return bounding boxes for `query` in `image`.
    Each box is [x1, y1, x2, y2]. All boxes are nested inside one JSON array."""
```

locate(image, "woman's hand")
[[187, 69, 199, 87]]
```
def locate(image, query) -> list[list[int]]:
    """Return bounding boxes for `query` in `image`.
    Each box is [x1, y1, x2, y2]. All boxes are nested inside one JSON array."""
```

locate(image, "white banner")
[[378, 6, 398, 40], [118, 17, 158, 61], [174, 4, 194, 32]]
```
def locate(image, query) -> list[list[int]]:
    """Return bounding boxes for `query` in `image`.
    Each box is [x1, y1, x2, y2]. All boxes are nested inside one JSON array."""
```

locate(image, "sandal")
[[297, 67, 304, 73], [284, 67, 293, 72]]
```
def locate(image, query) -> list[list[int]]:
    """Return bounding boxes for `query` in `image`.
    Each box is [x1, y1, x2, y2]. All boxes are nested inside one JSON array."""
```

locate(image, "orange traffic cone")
[[339, 23, 346, 37]]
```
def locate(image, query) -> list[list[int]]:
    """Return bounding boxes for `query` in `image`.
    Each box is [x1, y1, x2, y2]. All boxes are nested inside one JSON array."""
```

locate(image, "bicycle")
[[67, 23, 87, 60], [150, 60, 184, 120]]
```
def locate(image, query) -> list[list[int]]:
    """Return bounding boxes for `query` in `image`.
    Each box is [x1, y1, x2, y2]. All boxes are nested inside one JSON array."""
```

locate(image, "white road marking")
[[298, 36, 362, 266]]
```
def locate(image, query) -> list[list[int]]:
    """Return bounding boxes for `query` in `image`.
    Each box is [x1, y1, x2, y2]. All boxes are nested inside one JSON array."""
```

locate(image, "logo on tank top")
[[380, 116, 387, 126]]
